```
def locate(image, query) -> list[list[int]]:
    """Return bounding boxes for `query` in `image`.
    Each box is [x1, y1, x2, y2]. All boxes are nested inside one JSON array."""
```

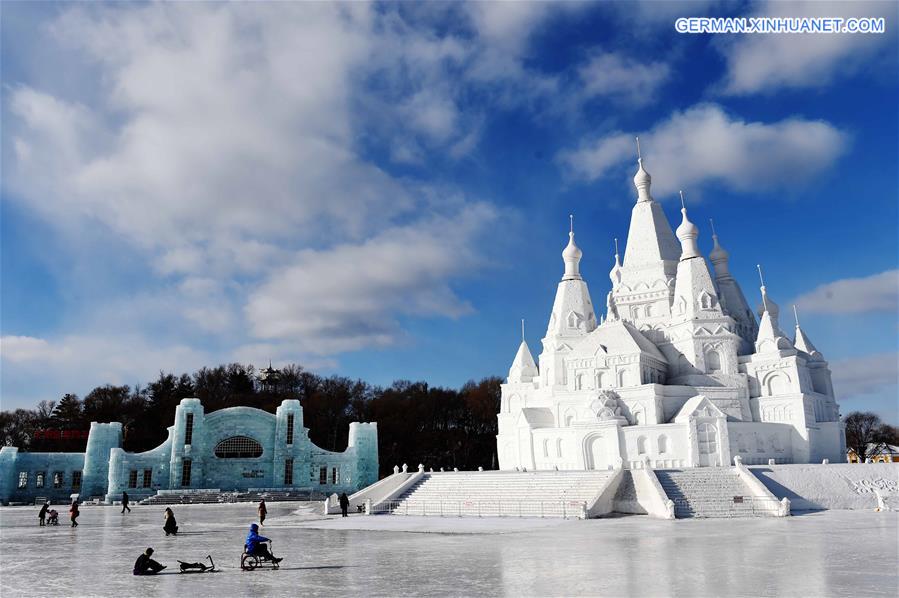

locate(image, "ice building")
[[0, 398, 378, 504], [497, 152, 844, 471]]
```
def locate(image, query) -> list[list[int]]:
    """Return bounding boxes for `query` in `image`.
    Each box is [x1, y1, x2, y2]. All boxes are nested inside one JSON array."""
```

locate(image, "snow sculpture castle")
[[497, 150, 844, 471]]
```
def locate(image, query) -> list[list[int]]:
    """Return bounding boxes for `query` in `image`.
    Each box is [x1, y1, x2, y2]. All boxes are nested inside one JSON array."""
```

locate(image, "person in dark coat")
[[244, 523, 281, 563], [163, 507, 178, 536], [47, 509, 59, 525], [257, 500, 267, 526], [121, 491, 131, 513], [133, 548, 166, 575], [338, 492, 350, 517], [38, 501, 49, 526], [69, 500, 80, 527]]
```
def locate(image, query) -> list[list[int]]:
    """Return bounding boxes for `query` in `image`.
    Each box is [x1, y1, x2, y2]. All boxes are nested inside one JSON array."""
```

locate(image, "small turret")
[[708, 219, 730, 276], [792, 305, 822, 360], [509, 319, 539, 383], [608, 238, 622, 289], [754, 266, 792, 352]]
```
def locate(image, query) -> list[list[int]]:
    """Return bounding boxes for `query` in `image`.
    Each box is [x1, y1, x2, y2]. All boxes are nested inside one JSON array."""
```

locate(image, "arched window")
[[564, 409, 575, 427], [567, 311, 580, 329], [633, 410, 644, 425], [633, 306, 643, 319], [575, 373, 585, 391], [705, 350, 721, 373], [595, 371, 604, 389], [636, 436, 647, 455], [214, 436, 263, 459], [645, 304, 654, 317], [658, 435, 668, 454], [555, 438, 563, 458], [542, 439, 550, 458], [765, 372, 790, 395], [617, 369, 628, 387]]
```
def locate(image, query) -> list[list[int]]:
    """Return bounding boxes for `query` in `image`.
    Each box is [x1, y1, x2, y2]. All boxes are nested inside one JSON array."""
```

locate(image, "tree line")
[[0, 363, 502, 478]]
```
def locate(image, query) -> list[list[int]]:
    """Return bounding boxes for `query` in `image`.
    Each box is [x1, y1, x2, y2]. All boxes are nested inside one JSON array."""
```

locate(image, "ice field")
[[1, 502, 896, 597]]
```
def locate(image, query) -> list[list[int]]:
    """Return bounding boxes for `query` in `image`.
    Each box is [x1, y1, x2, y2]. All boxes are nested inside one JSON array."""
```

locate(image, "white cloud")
[[577, 52, 670, 105], [0, 334, 213, 406], [717, 1, 896, 95], [831, 352, 898, 400], [793, 270, 898, 315], [5, 3, 550, 369], [246, 204, 496, 354], [558, 103, 848, 197]]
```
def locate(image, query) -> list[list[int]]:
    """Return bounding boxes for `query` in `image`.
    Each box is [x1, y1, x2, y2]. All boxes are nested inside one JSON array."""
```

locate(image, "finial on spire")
[[792, 305, 800, 328], [679, 190, 686, 210], [709, 218, 717, 237], [521, 318, 525, 342], [569, 214, 574, 234], [614, 237, 619, 257], [757, 264, 769, 312], [635, 136, 642, 160]]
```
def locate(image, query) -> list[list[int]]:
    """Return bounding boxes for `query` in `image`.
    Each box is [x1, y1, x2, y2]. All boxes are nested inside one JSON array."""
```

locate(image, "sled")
[[178, 555, 217, 573]]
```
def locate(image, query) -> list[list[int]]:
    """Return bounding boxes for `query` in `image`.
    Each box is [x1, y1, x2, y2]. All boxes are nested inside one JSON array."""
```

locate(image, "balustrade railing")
[[373, 499, 588, 519], [671, 495, 781, 517]]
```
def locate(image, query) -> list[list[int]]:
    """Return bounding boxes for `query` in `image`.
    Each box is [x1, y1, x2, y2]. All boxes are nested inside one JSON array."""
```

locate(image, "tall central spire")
[[622, 141, 681, 267]]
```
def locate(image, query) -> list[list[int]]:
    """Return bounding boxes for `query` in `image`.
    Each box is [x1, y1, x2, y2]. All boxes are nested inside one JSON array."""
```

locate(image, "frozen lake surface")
[[1, 502, 896, 597]]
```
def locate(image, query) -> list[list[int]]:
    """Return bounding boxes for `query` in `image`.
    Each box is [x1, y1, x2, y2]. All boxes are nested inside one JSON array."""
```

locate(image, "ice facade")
[[497, 155, 845, 472], [0, 398, 378, 504]]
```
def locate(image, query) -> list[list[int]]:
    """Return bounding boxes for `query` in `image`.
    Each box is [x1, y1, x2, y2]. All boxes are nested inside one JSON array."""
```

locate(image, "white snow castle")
[[497, 152, 845, 471]]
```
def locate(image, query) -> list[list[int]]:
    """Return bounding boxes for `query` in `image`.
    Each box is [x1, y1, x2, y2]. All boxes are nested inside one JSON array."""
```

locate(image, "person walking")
[[121, 491, 131, 513], [133, 548, 166, 575], [38, 501, 49, 526], [338, 492, 350, 517], [163, 507, 178, 536], [69, 499, 80, 527], [257, 499, 267, 526]]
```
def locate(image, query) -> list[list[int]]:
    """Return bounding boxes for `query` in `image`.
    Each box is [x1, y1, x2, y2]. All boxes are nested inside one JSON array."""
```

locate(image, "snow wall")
[[749, 463, 898, 511]]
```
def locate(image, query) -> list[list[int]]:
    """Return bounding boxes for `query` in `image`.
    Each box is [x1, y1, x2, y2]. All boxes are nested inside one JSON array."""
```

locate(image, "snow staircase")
[[655, 468, 777, 518], [382, 470, 616, 518]]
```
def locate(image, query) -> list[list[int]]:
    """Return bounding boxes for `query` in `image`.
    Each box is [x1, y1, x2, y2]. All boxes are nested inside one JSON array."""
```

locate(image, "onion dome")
[[562, 215, 583, 281], [675, 191, 700, 260]]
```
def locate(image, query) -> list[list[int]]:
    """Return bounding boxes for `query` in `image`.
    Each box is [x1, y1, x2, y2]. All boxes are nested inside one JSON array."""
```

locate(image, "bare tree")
[[844, 411, 887, 462]]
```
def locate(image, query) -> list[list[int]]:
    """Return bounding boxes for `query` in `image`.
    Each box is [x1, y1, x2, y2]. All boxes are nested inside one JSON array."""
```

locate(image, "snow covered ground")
[[1, 502, 896, 597]]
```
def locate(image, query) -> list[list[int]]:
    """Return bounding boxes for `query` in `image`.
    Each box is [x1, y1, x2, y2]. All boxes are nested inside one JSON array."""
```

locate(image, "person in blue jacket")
[[245, 523, 282, 563]]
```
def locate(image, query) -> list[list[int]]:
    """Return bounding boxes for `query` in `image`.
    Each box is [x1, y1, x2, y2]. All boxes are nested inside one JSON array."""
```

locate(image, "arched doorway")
[[584, 435, 609, 470], [697, 423, 718, 466]]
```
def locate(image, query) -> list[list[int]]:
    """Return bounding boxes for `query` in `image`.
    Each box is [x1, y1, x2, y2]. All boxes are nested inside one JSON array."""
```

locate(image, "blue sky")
[[2, 1, 897, 422]]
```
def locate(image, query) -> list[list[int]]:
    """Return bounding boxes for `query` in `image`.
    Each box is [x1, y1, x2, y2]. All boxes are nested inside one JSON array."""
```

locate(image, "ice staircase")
[[382, 470, 616, 518], [655, 468, 776, 518]]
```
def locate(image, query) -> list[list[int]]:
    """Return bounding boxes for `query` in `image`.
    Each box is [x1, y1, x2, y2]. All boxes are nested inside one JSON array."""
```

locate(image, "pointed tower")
[[671, 193, 722, 321], [754, 267, 793, 354], [539, 216, 596, 388], [608, 140, 680, 327], [509, 320, 539, 384], [708, 220, 759, 354], [666, 194, 742, 389]]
